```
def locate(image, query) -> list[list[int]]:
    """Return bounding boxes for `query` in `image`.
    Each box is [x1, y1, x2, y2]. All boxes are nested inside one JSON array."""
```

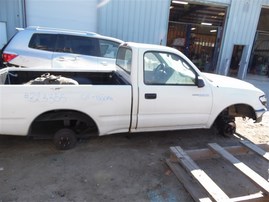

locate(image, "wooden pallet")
[[167, 140, 269, 202]]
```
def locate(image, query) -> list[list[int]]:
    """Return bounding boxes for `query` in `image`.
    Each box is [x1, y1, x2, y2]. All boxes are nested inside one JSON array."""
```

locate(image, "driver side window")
[[144, 51, 196, 85]]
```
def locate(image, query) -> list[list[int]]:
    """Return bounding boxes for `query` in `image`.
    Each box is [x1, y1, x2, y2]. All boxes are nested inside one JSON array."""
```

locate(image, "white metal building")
[[1, 0, 269, 79]]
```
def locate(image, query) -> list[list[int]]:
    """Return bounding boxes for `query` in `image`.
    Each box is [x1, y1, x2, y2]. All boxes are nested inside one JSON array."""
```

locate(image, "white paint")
[[25, 0, 97, 32]]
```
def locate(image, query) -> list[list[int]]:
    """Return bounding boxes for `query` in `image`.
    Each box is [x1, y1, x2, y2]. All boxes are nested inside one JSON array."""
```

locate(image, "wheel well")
[[216, 104, 256, 122], [212, 104, 256, 136], [29, 110, 99, 138]]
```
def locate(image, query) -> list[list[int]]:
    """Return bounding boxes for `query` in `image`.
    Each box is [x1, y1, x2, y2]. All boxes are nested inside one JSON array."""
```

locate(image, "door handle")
[[101, 61, 108, 66], [58, 57, 65, 61], [57, 56, 77, 61], [145, 93, 157, 99]]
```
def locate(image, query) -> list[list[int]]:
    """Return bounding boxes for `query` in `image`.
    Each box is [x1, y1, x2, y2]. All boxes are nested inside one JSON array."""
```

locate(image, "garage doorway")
[[167, 1, 227, 72], [229, 45, 244, 77]]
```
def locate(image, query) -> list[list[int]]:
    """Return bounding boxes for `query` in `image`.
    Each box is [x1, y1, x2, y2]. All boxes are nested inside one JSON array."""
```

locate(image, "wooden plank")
[[166, 159, 213, 202], [260, 143, 269, 152], [170, 146, 231, 201], [231, 192, 269, 202], [185, 146, 251, 161], [170, 144, 269, 161], [208, 143, 269, 195], [240, 140, 269, 161]]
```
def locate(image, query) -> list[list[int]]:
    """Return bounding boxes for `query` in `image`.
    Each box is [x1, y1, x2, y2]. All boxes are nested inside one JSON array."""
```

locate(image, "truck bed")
[[0, 67, 132, 137], [0, 68, 129, 85]]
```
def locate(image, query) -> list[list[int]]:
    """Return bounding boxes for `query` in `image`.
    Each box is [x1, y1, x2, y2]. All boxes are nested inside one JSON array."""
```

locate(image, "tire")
[[216, 117, 236, 137], [223, 121, 236, 137], [53, 128, 77, 150]]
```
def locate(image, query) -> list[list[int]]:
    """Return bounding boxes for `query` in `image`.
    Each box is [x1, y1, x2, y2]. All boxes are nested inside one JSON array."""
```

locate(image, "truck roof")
[[122, 42, 180, 53]]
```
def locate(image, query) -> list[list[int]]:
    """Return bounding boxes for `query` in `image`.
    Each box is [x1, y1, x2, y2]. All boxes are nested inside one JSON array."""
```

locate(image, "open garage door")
[[167, 1, 227, 73]]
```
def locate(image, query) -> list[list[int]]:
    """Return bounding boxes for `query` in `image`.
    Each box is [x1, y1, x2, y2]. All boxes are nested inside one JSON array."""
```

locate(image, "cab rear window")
[[116, 47, 132, 74]]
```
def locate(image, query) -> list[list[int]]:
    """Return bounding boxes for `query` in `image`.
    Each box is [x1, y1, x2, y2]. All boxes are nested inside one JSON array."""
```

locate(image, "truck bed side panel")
[[0, 85, 132, 136]]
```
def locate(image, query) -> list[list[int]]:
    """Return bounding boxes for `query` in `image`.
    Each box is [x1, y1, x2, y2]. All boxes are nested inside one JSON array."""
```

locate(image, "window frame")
[[143, 50, 198, 86], [116, 47, 132, 75]]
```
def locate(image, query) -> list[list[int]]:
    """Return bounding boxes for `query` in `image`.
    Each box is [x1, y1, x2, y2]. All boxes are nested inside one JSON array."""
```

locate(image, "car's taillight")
[[2, 53, 18, 63]]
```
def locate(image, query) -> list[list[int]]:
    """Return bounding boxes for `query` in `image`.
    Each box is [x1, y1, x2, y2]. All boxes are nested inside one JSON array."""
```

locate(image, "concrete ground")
[[0, 112, 268, 202]]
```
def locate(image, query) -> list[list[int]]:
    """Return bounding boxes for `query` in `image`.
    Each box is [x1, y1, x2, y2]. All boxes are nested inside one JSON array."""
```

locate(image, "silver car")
[[2, 26, 123, 70]]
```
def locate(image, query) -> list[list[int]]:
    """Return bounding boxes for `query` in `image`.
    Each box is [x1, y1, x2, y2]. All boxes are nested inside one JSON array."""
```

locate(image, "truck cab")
[[117, 42, 266, 134]]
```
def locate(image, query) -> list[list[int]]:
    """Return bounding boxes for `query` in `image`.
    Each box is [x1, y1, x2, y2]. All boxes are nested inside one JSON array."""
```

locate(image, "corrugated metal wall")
[[97, 0, 171, 45], [0, 0, 25, 40], [216, 0, 263, 78], [262, 0, 269, 5], [189, 0, 231, 5], [25, 0, 97, 32]]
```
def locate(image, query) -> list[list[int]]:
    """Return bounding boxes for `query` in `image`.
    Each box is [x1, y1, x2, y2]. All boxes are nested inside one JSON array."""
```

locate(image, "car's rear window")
[[28, 33, 57, 51], [28, 33, 120, 59], [55, 35, 101, 57]]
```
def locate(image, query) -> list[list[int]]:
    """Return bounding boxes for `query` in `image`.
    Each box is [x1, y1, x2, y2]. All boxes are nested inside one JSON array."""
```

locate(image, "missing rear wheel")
[[53, 128, 77, 150]]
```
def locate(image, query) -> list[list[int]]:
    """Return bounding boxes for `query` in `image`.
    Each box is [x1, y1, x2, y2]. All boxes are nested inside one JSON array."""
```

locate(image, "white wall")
[[25, 0, 97, 32]]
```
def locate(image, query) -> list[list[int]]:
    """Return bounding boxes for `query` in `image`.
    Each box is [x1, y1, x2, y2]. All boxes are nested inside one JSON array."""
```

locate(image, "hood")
[[202, 73, 262, 92]]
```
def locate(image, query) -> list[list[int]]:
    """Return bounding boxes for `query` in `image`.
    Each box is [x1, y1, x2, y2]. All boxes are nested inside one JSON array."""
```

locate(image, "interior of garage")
[[248, 7, 269, 78], [167, 0, 227, 72]]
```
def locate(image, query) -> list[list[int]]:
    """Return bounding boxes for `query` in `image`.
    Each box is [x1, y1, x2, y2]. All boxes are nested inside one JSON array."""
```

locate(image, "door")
[[137, 51, 212, 130], [237, 45, 249, 79], [229, 45, 244, 77], [52, 35, 100, 69]]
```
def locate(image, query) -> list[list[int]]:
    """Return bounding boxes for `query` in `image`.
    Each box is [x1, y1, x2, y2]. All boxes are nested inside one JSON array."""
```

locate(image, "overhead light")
[[201, 22, 212, 26], [210, 29, 217, 33], [170, 6, 174, 9], [172, 1, 188, 5], [218, 12, 225, 16], [191, 27, 196, 31]]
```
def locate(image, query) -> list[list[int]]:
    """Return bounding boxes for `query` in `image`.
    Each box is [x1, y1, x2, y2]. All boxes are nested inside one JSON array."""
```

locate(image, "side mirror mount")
[[197, 76, 205, 88]]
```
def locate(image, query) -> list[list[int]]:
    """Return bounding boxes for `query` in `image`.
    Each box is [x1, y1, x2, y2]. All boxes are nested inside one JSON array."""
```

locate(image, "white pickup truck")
[[0, 42, 267, 149]]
